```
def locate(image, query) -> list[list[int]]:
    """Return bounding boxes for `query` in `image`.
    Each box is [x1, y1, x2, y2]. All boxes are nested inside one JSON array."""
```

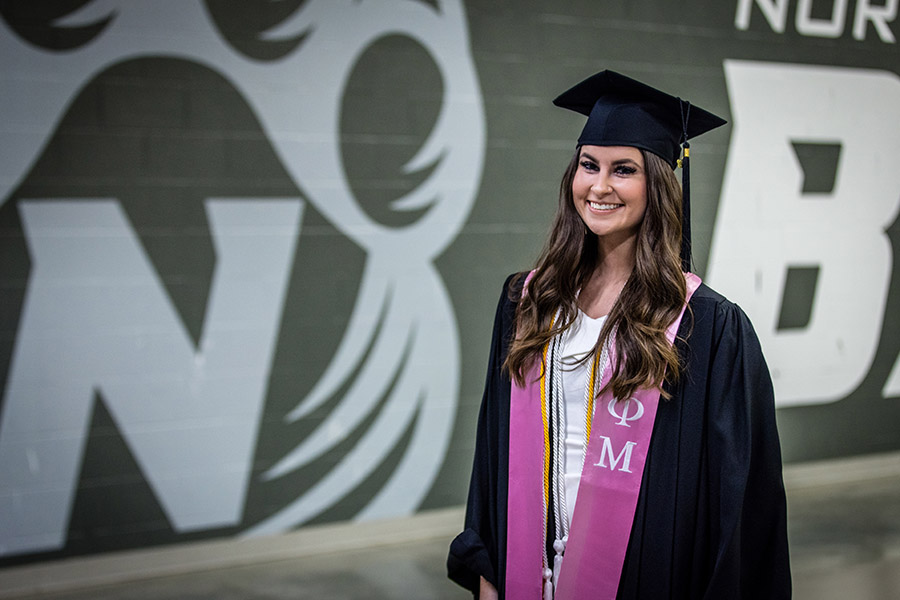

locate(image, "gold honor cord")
[[584, 351, 600, 442], [540, 314, 555, 577]]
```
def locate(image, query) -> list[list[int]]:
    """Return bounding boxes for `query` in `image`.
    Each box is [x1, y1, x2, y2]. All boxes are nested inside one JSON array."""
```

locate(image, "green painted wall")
[[1, 0, 898, 565]]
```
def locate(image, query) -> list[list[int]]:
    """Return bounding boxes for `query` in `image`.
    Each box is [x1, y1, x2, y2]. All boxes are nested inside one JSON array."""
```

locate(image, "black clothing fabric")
[[447, 273, 791, 599]]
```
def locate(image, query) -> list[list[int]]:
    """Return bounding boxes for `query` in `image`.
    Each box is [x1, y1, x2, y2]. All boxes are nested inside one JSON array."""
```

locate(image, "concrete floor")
[[786, 467, 900, 600], [19, 539, 463, 600], [4, 452, 900, 600]]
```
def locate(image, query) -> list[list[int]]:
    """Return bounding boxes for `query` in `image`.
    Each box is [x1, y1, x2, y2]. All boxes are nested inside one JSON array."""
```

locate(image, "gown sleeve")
[[447, 274, 520, 596], [702, 298, 792, 599]]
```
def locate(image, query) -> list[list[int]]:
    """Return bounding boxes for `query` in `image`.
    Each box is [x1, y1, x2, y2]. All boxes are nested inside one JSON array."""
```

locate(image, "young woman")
[[448, 71, 791, 599]]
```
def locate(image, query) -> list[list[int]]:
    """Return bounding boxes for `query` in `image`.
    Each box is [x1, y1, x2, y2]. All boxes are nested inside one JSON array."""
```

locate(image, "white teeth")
[[590, 202, 620, 210]]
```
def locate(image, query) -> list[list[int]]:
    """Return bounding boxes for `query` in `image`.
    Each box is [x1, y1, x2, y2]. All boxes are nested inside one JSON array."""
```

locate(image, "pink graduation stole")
[[506, 272, 702, 600]]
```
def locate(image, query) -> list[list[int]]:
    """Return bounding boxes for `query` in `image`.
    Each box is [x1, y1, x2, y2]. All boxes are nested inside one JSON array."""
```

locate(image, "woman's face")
[[572, 145, 647, 243]]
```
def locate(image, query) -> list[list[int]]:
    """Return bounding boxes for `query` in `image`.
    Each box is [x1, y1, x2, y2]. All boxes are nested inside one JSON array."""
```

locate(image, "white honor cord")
[[549, 333, 567, 596], [551, 333, 569, 539]]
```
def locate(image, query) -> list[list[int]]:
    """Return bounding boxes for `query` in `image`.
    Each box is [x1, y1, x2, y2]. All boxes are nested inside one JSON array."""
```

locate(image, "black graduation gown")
[[447, 273, 791, 599]]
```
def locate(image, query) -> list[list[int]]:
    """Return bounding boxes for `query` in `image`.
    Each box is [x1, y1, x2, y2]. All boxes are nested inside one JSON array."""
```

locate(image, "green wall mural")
[[0, 0, 898, 565]]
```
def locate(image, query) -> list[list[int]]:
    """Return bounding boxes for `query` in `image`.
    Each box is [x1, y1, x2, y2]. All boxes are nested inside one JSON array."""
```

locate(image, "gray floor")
[[20, 539, 464, 600], [787, 472, 900, 600], [6, 462, 900, 600]]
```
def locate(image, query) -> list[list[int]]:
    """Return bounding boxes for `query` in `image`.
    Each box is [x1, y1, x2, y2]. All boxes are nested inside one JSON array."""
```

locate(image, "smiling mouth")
[[589, 201, 623, 211]]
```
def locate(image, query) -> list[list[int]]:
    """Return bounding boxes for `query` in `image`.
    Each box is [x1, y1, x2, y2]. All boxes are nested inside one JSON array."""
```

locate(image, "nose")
[[591, 174, 613, 196]]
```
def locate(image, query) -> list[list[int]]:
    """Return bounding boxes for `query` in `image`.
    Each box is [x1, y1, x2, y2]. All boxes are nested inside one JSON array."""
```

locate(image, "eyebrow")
[[580, 151, 641, 167]]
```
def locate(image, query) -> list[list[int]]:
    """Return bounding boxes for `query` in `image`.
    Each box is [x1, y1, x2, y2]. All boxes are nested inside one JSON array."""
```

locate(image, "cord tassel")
[[543, 567, 554, 599], [552, 537, 566, 593]]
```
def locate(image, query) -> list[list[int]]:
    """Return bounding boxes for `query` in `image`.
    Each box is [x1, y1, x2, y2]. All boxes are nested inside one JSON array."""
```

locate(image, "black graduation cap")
[[553, 70, 726, 272]]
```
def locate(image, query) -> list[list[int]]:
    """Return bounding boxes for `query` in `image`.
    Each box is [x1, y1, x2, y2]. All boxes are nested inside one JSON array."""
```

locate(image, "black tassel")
[[678, 98, 693, 274], [680, 141, 691, 273]]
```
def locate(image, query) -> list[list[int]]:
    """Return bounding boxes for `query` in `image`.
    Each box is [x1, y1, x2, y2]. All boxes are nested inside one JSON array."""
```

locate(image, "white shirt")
[[557, 309, 607, 526]]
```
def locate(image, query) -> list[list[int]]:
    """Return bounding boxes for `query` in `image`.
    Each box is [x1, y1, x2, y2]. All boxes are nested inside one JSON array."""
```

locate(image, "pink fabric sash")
[[506, 272, 701, 600]]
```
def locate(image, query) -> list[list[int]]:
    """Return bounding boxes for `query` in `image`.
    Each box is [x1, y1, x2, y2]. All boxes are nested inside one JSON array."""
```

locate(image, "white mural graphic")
[[708, 60, 900, 407], [3, 199, 302, 555], [0, 0, 485, 556]]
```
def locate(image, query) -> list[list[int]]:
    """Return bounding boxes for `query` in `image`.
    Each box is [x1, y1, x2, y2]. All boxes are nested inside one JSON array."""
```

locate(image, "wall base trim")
[[0, 507, 465, 598]]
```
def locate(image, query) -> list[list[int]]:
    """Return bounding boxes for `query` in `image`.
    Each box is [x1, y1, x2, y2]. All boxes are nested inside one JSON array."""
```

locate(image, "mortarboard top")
[[552, 70, 726, 168], [553, 70, 727, 272]]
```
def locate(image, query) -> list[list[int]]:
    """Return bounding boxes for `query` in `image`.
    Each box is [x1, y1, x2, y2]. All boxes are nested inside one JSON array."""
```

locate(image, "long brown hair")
[[504, 147, 687, 400]]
